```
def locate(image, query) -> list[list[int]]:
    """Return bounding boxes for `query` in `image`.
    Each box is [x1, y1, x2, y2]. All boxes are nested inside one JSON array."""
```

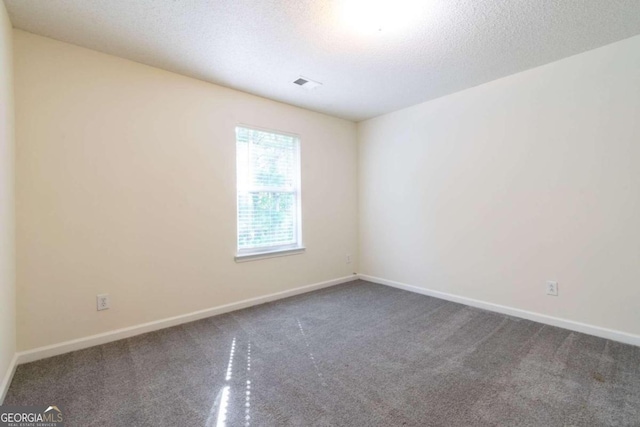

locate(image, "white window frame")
[[234, 125, 304, 262]]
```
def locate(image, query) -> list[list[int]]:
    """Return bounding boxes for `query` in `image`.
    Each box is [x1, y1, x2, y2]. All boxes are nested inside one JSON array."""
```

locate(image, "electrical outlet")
[[346, 254, 352, 264], [97, 294, 110, 311], [546, 281, 558, 296]]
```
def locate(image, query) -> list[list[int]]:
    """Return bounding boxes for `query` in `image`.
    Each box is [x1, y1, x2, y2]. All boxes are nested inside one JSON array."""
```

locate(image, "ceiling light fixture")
[[339, 0, 426, 34]]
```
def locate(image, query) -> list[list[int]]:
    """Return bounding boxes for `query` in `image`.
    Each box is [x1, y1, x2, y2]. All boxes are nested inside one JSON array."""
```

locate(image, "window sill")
[[235, 247, 306, 263]]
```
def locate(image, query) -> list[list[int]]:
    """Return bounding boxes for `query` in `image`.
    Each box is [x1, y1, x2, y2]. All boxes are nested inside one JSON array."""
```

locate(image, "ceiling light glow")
[[339, 0, 426, 34]]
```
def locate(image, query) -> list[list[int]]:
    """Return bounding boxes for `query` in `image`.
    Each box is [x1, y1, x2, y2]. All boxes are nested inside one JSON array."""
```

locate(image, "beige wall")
[[12, 23, 640, 353], [0, 1, 15, 395], [14, 30, 358, 351], [359, 35, 640, 337]]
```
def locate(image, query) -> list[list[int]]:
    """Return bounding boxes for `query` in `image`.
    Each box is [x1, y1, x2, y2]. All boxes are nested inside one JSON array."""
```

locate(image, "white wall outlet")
[[346, 254, 352, 264], [546, 281, 558, 296], [97, 294, 110, 311]]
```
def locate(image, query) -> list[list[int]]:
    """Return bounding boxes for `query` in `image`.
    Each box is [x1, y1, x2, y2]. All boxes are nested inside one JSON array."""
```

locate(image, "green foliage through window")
[[236, 127, 300, 251]]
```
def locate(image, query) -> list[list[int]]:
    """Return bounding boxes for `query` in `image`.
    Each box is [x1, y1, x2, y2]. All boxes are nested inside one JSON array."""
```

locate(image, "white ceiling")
[[5, 0, 640, 122]]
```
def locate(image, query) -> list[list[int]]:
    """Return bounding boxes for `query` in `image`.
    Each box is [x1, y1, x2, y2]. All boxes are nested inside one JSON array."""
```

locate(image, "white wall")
[[359, 35, 640, 337], [0, 1, 15, 399], [14, 30, 358, 351]]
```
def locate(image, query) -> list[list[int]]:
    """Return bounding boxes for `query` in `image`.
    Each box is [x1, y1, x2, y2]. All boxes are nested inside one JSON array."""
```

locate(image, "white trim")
[[235, 247, 305, 262], [236, 123, 300, 139], [0, 353, 19, 404], [235, 125, 303, 258], [358, 274, 640, 348], [16, 275, 356, 365]]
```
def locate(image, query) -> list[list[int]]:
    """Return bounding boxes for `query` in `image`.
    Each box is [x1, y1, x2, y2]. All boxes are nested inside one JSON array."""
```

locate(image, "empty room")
[[1, 0, 639, 425]]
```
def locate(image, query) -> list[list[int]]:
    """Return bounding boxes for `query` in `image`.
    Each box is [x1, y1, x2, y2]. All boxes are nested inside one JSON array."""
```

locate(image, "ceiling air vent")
[[293, 76, 322, 90]]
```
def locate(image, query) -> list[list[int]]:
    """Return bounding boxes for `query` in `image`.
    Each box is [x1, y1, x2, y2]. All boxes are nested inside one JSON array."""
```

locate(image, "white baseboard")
[[16, 275, 357, 365], [0, 353, 18, 404], [359, 274, 640, 347]]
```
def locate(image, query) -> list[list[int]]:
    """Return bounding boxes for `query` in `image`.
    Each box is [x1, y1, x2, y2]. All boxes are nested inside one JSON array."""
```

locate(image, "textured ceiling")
[[5, 0, 640, 121]]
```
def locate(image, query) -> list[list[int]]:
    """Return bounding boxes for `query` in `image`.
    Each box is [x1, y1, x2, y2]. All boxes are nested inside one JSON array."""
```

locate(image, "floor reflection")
[[215, 385, 230, 427], [297, 319, 327, 387], [225, 337, 236, 381], [245, 342, 251, 427], [207, 337, 252, 427]]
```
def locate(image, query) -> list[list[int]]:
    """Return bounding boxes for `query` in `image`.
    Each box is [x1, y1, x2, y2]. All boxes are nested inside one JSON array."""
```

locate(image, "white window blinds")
[[236, 126, 301, 254]]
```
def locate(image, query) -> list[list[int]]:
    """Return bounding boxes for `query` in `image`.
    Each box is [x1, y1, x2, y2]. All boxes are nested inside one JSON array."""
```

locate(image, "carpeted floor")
[[5, 280, 640, 426]]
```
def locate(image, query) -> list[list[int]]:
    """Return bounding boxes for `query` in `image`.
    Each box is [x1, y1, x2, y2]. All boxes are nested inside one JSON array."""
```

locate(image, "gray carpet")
[[5, 280, 640, 426]]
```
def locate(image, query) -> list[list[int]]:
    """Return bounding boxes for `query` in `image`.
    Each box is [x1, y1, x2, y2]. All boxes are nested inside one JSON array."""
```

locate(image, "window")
[[235, 126, 303, 261]]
